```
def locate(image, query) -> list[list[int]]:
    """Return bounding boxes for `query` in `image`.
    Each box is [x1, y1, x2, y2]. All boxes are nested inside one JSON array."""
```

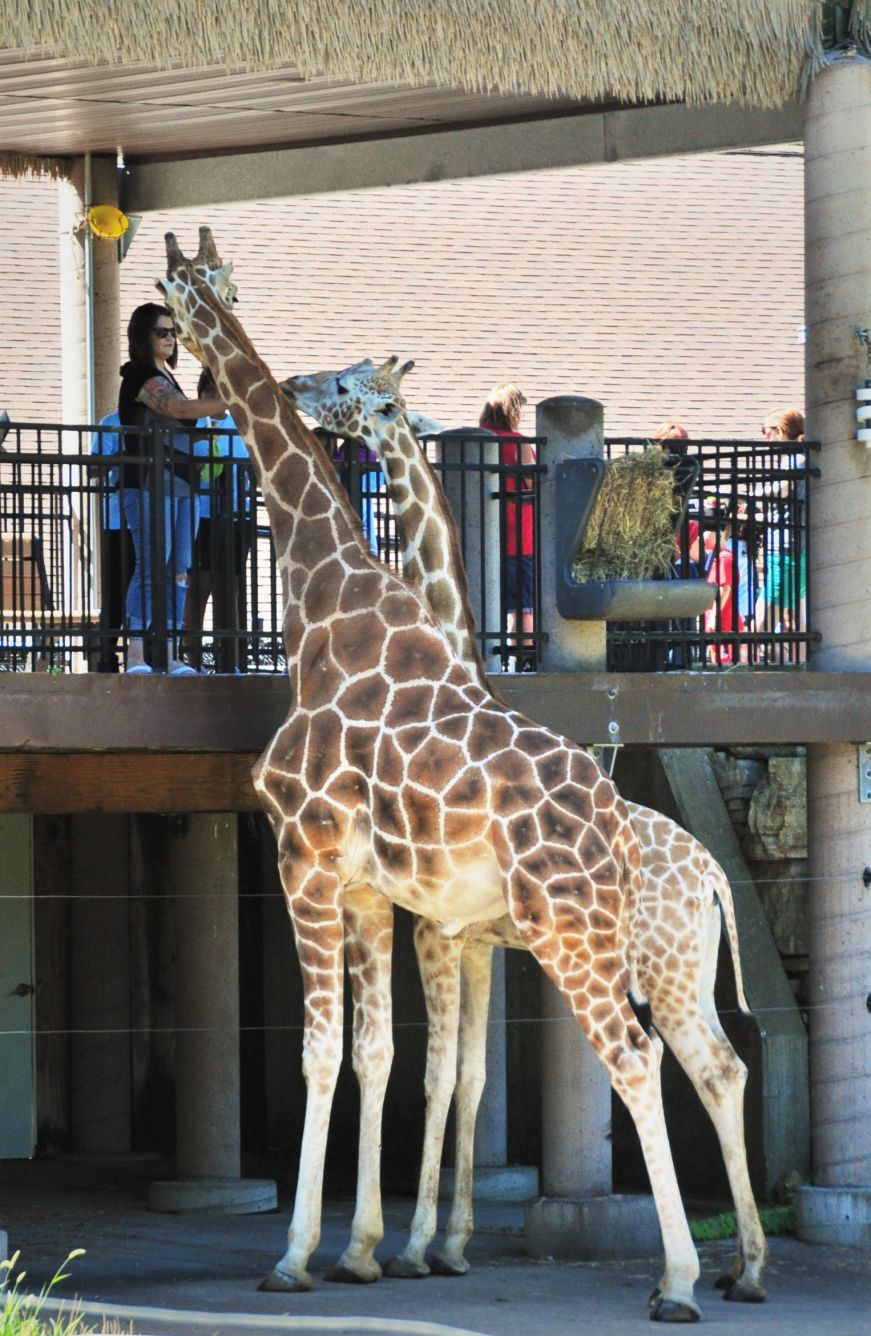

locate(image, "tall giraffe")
[[282, 356, 768, 1306], [158, 231, 702, 1321]]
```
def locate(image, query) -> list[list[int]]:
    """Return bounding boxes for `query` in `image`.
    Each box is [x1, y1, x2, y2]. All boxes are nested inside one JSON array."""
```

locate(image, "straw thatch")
[[0, 2, 821, 109], [0, 153, 71, 181], [571, 446, 680, 583]]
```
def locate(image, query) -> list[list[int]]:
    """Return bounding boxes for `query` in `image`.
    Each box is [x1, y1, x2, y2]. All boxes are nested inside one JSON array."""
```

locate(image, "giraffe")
[[157, 230, 703, 1321], [282, 355, 768, 1306]]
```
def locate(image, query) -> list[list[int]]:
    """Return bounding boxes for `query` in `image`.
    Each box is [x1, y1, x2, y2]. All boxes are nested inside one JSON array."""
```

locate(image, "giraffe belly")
[[376, 848, 507, 933]]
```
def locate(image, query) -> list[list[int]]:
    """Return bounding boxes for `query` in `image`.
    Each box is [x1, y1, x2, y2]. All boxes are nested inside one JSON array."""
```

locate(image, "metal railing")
[[604, 437, 819, 670], [0, 423, 816, 674]]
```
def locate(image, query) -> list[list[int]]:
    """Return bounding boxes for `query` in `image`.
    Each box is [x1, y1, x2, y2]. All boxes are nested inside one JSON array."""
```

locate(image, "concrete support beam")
[[69, 814, 131, 1154], [126, 101, 803, 214], [801, 57, 871, 1242], [149, 813, 276, 1214]]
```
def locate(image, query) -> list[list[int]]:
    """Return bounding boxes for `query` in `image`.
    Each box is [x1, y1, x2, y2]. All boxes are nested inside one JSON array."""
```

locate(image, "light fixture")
[[86, 204, 129, 240]]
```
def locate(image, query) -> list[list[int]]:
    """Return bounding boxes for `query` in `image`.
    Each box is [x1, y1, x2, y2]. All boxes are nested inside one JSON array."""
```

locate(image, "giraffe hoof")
[[713, 1273, 736, 1292], [384, 1256, 430, 1279], [720, 1277, 766, 1303], [427, 1251, 470, 1277], [324, 1263, 380, 1285], [649, 1296, 701, 1322], [258, 1267, 311, 1293]]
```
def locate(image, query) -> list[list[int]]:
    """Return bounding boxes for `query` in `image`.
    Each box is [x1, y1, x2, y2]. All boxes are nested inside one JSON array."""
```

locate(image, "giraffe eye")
[[336, 379, 350, 396]]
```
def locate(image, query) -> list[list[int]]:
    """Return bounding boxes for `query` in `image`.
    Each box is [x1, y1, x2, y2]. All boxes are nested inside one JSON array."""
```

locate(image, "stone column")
[[536, 396, 606, 673], [89, 155, 122, 423], [797, 56, 871, 1247], [527, 396, 658, 1256], [149, 814, 276, 1214], [58, 162, 88, 427], [69, 814, 131, 1153]]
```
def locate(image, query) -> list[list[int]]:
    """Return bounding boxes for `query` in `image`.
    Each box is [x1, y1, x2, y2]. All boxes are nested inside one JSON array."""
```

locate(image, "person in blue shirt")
[[180, 367, 253, 672], [89, 412, 136, 671]]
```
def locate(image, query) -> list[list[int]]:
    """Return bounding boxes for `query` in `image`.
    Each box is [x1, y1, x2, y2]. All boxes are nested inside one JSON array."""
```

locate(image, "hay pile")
[[571, 446, 680, 583]]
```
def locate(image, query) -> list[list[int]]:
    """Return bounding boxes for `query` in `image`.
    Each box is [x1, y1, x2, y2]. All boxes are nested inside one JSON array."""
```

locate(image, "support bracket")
[[858, 743, 871, 803]]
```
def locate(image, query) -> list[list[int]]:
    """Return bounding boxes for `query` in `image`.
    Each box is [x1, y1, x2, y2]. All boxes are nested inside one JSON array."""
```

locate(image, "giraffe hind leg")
[[651, 906, 767, 1302]]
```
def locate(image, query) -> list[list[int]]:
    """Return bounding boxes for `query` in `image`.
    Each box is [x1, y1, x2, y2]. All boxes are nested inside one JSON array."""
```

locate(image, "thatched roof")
[[2, 2, 821, 108]]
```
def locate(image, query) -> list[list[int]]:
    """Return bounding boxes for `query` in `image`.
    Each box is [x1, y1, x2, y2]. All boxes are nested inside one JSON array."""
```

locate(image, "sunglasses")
[[153, 326, 177, 339]]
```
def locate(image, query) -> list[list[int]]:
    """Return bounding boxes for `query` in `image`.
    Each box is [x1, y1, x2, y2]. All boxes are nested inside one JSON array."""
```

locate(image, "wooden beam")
[[0, 752, 260, 813], [2, 671, 871, 754]]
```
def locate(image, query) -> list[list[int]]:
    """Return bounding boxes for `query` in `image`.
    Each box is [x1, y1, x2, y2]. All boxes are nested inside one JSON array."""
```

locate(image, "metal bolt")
[[608, 721, 619, 736]]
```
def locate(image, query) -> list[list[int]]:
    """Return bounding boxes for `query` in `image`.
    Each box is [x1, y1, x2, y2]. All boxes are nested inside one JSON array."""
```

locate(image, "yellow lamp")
[[86, 205, 129, 240]]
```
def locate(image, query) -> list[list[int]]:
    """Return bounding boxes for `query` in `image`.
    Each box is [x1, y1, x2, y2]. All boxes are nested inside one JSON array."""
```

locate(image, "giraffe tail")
[[711, 864, 750, 1016]]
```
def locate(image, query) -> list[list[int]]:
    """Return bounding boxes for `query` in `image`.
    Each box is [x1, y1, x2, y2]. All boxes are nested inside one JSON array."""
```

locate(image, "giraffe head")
[[156, 226, 237, 364], [281, 356, 429, 444]]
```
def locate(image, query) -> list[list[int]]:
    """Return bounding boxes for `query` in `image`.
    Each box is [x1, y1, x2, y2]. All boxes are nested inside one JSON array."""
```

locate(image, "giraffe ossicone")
[[160, 230, 698, 1319]]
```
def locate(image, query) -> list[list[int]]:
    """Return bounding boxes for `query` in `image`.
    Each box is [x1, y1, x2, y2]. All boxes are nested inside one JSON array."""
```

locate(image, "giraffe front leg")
[[260, 864, 345, 1293], [325, 885, 394, 1285], [429, 937, 493, 1277], [385, 921, 465, 1279]]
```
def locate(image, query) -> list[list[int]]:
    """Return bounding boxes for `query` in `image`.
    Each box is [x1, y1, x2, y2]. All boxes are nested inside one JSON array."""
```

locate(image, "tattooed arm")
[[137, 375, 224, 422]]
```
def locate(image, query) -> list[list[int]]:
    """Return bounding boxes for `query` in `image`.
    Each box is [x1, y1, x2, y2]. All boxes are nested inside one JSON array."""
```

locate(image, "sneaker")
[[126, 663, 154, 675], [167, 659, 199, 677]]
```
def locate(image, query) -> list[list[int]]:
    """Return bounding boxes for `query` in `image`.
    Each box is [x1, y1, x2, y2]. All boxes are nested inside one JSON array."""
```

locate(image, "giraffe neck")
[[367, 416, 491, 689], [183, 277, 376, 561]]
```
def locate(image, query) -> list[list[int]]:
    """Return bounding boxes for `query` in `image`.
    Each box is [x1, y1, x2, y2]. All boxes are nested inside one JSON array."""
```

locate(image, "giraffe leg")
[[385, 922, 465, 1279], [652, 907, 767, 1303], [325, 885, 394, 1285], [511, 887, 701, 1323], [260, 863, 345, 1293], [429, 938, 493, 1277]]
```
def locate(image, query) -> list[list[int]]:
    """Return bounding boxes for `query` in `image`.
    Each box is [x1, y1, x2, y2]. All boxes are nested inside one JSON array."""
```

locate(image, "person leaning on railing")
[[755, 408, 806, 659], [180, 366, 253, 673], [117, 302, 225, 675]]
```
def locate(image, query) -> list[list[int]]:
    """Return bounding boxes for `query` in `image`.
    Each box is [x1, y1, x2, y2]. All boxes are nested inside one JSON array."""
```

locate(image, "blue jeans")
[[123, 480, 198, 634]]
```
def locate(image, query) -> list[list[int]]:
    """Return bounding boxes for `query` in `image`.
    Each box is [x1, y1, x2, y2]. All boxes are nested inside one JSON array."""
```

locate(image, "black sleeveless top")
[[118, 360, 198, 487]]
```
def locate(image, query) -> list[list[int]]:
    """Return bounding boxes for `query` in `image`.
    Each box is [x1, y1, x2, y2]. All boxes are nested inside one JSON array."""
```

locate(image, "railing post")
[[536, 396, 606, 672], [150, 429, 169, 671]]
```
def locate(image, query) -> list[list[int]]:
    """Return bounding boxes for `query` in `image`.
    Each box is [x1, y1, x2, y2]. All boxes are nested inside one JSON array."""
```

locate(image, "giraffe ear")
[[406, 410, 443, 439]]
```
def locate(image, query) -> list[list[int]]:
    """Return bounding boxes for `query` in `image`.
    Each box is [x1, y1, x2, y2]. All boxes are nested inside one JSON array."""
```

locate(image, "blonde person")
[[479, 384, 536, 670]]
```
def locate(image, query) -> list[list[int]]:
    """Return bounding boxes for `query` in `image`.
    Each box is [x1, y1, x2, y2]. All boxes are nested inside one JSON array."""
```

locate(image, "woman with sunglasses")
[[118, 302, 225, 674]]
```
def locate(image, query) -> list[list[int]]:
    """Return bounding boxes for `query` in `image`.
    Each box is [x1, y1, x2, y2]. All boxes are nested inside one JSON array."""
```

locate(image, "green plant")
[[689, 1203, 797, 1242], [1, 1248, 95, 1336]]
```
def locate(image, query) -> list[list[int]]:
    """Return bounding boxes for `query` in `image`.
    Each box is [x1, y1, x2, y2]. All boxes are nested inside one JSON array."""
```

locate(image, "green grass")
[[689, 1204, 797, 1242], [0, 1250, 124, 1336]]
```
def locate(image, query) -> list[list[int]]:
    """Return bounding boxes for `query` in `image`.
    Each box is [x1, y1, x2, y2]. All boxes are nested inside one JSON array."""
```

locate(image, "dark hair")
[[126, 302, 178, 369], [197, 366, 218, 397]]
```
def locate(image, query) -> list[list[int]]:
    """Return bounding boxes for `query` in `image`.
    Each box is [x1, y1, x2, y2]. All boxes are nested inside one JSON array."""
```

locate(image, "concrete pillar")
[[89, 155, 122, 423], [536, 396, 607, 672], [69, 814, 131, 1153], [58, 163, 88, 427], [798, 57, 871, 1247], [149, 813, 276, 1214], [474, 950, 507, 1168], [536, 395, 611, 1193]]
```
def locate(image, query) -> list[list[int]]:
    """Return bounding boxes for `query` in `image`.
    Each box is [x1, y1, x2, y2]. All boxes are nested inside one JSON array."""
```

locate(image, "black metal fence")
[[604, 437, 819, 669], [0, 422, 816, 674]]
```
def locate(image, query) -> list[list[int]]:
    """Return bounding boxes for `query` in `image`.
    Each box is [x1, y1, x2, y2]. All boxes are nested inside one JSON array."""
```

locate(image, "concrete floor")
[[2, 1156, 870, 1336]]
